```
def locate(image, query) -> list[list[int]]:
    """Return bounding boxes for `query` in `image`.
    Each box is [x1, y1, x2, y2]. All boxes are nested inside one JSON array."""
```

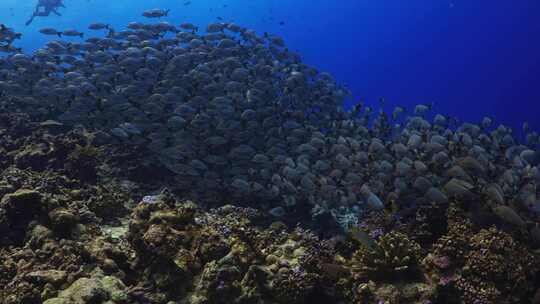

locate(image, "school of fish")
[[0, 13, 539, 231]]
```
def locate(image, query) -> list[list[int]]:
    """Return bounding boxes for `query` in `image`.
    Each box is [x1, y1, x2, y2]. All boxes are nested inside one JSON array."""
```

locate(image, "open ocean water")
[[2, 0, 540, 131]]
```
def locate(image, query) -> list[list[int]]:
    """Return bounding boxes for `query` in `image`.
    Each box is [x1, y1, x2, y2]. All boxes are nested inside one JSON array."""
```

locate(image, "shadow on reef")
[[0, 113, 540, 304]]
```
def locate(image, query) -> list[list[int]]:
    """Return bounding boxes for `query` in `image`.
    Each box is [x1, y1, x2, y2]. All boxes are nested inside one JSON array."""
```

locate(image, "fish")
[[414, 103, 433, 115], [142, 8, 170, 18], [88, 23, 110, 30], [0, 44, 21, 53], [493, 205, 525, 227], [349, 227, 377, 250], [39, 28, 63, 37], [62, 29, 84, 38], [0, 24, 22, 43], [180, 22, 198, 32], [392, 106, 405, 120], [0, 12, 537, 239]]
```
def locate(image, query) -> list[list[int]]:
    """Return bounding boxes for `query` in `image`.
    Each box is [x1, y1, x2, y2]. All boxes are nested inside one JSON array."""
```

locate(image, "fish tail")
[[57, 32, 63, 37], [166, 9, 170, 16], [107, 28, 115, 38], [80, 33, 84, 38]]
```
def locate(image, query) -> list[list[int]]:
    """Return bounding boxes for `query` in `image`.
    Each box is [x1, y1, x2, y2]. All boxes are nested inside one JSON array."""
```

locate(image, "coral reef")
[[42, 272, 128, 304], [127, 198, 340, 303], [352, 231, 423, 281], [423, 206, 540, 303], [1, 89, 540, 304]]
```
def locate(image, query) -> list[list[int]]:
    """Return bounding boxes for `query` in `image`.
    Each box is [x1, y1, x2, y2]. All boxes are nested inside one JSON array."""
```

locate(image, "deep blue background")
[[2, 0, 539, 132]]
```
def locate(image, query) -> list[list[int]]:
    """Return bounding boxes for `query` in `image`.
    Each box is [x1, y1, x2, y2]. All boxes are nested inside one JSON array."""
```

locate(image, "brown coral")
[[352, 231, 423, 281], [458, 227, 539, 303]]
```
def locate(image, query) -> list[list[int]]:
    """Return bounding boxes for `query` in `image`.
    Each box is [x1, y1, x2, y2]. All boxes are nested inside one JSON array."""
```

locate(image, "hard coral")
[[43, 273, 128, 304], [458, 227, 539, 304], [430, 205, 474, 264], [127, 199, 349, 303], [352, 231, 423, 281], [427, 206, 540, 304], [127, 199, 205, 298], [271, 266, 320, 304]]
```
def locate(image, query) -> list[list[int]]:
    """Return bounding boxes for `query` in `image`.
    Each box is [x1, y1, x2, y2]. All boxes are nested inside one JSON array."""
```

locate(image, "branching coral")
[[352, 231, 423, 281], [426, 205, 540, 304], [457, 227, 539, 303]]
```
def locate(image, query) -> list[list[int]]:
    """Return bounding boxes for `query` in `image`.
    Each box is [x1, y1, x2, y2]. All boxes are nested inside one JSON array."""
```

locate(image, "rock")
[[14, 143, 49, 170], [44, 277, 107, 304], [2, 188, 41, 206], [48, 208, 79, 232], [42, 298, 68, 304], [43, 275, 127, 304], [102, 221, 129, 241], [0, 189, 43, 246], [100, 276, 128, 302], [25, 270, 67, 286], [27, 224, 53, 244], [1, 189, 42, 217]]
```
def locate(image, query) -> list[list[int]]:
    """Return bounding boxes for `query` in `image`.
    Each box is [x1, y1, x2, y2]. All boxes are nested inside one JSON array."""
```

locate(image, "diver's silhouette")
[[25, 0, 65, 26]]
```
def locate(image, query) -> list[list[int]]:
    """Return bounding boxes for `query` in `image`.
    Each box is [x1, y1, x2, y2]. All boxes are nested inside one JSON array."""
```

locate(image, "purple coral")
[[369, 228, 384, 239], [432, 255, 451, 269], [439, 274, 456, 286]]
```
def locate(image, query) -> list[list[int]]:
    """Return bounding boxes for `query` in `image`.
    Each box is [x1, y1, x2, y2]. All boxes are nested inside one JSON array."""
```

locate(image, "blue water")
[[2, 0, 539, 132]]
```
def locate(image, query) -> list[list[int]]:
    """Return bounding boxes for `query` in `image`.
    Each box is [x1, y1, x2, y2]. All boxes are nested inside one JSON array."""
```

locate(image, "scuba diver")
[[25, 0, 66, 26]]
